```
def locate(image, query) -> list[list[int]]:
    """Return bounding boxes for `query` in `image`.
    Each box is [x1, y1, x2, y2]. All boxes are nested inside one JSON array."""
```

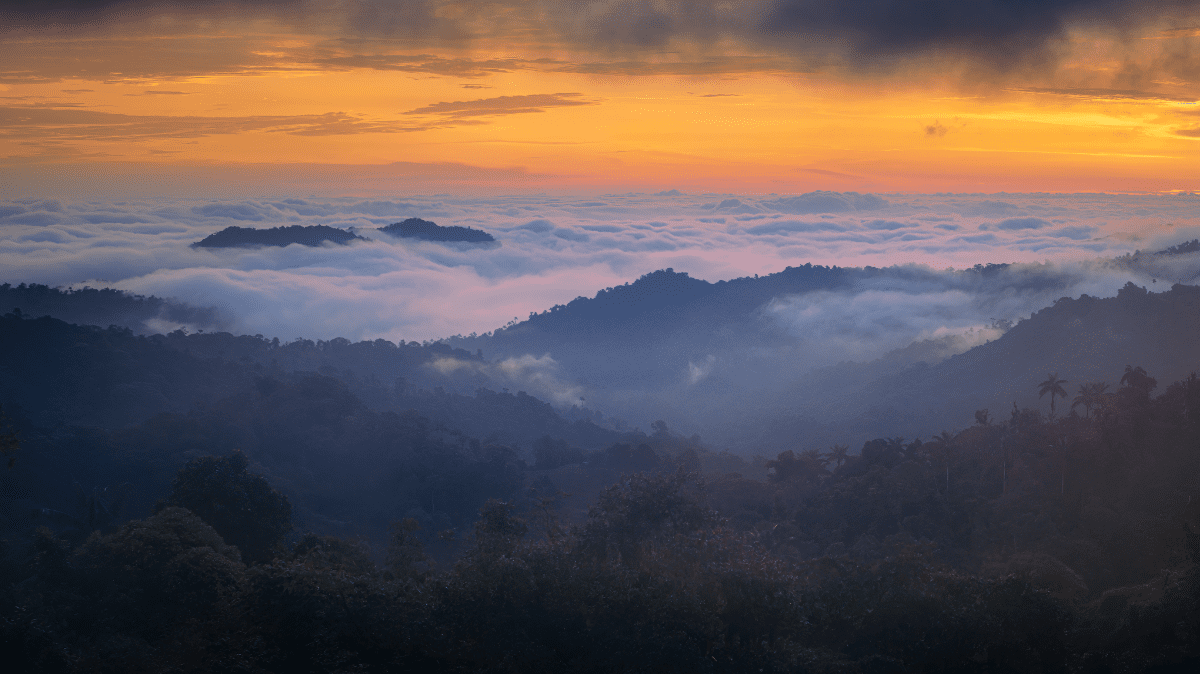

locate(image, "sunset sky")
[[4, 0, 1200, 196], [3, 2, 1200, 347]]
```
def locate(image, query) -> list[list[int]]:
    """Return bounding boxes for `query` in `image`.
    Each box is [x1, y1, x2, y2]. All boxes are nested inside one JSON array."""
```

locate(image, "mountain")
[[0, 310, 626, 452], [192, 224, 366, 248], [738, 281, 1200, 452], [0, 283, 224, 335], [378, 218, 495, 243], [446, 243, 1200, 452]]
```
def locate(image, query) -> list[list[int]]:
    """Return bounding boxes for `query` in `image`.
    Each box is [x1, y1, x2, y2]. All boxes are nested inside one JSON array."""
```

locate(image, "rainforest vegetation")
[[1, 286, 1199, 672]]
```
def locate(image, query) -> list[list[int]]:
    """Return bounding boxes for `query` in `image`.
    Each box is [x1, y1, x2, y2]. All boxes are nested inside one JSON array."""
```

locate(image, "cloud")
[[996, 217, 1050, 230], [553, 228, 590, 242], [515, 219, 554, 233], [493, 354, 583, 406], [1174, 127, 1200, 138], [743, 220, 846, 234], [404, 93, 597, 119], [125, 90, 191, 96], [1049, 225, 1097, 239], [192, 203, 273, 221], [2, 190, 1198, 447], [0, 192, 1196, 353], [310, 53, 550, 78], [863, 220, 914, 230], [925, 121, 948, 137], [551, 55, 800, 76], [762, 191, 888, 214], [687, 355, 717, 385], [957, 200, 1022, 216], [761, 0, 1199, 66], [3, 0, 1197, 88], [711, 198, 759, 214], [0, 107, 427, 142], [1013, 87, 1199, 103]]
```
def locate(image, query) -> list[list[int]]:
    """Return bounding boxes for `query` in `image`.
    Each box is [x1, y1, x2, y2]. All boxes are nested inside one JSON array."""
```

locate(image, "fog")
[[3, 190, 1199, 444]]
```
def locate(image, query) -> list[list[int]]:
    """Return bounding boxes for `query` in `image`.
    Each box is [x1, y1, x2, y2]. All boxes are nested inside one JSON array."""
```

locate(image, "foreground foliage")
[[3, 461, 1198, 673]]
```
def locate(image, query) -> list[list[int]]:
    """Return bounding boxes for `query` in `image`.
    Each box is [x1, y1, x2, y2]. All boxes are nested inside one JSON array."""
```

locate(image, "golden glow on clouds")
[[3, 6, 1200, 194]]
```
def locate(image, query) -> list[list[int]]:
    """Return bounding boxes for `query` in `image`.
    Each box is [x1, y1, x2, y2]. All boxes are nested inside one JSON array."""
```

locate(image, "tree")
[[157, 450, 292, 565], [1120, 365, 1157, 395], [1071, 382, 1109, 419], [465, 499, 527, 565], [575, 470, 714, 567], [825, 444, 850, 470], [0, 404, 18, 469], [766, 449, 828, 483], [386, 518, 430, 579], [1038, 373, 1069, 417], [930, 430, 956, 493]]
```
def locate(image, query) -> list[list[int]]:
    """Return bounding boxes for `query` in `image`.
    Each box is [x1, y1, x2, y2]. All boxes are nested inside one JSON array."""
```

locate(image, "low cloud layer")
[[3, 189, 1199, 440], [2, 190, 1197, 347]]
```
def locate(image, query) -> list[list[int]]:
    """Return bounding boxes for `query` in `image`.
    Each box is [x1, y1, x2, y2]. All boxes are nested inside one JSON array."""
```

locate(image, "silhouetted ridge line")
[[1154, 238, 1200, 256], [192, 225, 365, 248], [379, 218, 495, 243]]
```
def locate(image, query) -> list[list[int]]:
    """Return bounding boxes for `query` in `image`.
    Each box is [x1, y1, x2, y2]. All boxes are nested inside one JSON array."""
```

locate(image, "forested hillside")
[[2, 350, 1199, 671], [738, 281, 1200, 452], [2, 257, 1200, 671]]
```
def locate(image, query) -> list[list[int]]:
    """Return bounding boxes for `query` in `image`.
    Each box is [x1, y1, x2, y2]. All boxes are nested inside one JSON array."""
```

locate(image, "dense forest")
[[2, 274, 1200, 671]]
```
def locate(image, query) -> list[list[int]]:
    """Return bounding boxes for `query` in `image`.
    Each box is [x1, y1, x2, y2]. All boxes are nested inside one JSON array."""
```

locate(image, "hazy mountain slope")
[[736, 282, 1200, 452], [883, 281, 1200, 428], [444, 243, 1199, 450], [0, 283, 224, 334]]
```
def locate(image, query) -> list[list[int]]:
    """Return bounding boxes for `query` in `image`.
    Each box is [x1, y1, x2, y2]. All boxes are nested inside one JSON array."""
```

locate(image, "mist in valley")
[[3, 191, 1200, 672]]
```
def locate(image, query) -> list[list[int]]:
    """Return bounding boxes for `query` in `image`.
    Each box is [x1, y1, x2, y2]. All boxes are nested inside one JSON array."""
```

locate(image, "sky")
[[2, 1, 1200, 349], [3, 0, 1200, 195]]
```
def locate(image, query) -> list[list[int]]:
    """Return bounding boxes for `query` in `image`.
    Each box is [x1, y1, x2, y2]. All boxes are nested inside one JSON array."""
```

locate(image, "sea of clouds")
[[1, 190, 1198, 352]]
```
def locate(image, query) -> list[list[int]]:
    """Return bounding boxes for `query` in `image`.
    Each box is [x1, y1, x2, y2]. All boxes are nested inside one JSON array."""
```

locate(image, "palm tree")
[[931, 430, 955, 493], [1120, 365, 1157, 393], [825, 444, 850, 470], [798, 448, 831, 478], [1071, 382, 1109, 419], [1038, 373, 1069, 417]]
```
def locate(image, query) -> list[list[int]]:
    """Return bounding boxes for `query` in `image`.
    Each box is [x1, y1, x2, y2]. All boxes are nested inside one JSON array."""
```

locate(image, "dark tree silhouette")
[[1038, 372, 1069, 416], [1120, 364, 1157, 394], [192, 224, 365, 248], [157, 450, 292, 565], [930, 430, 955, 492], [1071, 382, 1109, 419], [378, 218, 494, 243], [0, 404, 18, 469], [825, 443, 850, 470]]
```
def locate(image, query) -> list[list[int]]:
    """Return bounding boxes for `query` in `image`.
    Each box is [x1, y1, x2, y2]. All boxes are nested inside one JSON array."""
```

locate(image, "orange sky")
[[3, 2, 1200, 195]]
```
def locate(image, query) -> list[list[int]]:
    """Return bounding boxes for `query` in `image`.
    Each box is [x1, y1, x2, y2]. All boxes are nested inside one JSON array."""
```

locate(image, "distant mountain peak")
[[379, 218, 495, 243], [192, 225, 365, 248]]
